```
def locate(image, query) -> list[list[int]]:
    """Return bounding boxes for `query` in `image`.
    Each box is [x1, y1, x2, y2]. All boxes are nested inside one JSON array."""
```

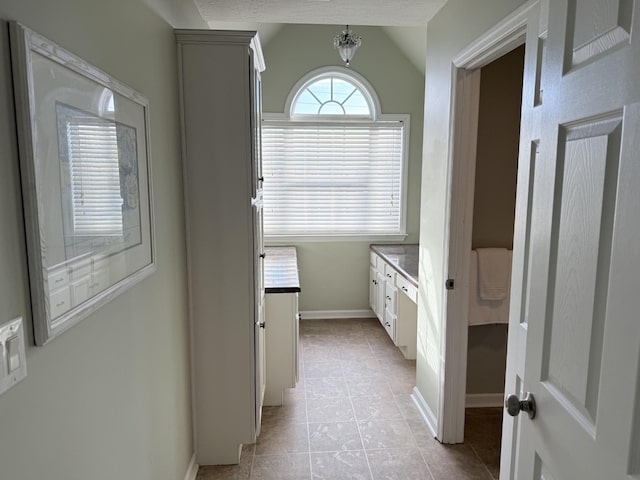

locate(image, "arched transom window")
[[263, 67, 409, 240], [291, 74, 373, 117]]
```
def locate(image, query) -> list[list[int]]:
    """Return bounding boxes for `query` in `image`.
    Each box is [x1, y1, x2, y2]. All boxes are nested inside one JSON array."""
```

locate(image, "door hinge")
[[445, 279, 455, 290]]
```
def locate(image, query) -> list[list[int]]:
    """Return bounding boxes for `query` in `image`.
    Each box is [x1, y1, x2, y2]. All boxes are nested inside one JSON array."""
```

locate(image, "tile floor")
[[197, 318, 502, 480]]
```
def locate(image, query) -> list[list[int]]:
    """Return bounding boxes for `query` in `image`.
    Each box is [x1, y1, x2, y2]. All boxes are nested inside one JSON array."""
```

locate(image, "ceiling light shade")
[[333, 25, 361, 67]]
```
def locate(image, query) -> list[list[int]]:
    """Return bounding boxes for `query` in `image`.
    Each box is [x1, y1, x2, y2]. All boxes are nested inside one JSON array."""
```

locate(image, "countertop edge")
[[265, 286, 301, 294], [370, 244, 419, 287]]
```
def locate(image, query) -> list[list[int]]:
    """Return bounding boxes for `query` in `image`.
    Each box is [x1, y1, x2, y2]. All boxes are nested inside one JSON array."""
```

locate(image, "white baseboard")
[[411, 386, 437, 437], [184, 453, 198, 480], [465, 393, 504, 408], [299, 309, 375, 320]]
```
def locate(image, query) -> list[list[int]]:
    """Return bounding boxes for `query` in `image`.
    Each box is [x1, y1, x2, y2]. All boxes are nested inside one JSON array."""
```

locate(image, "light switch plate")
[[0, 317, 27, 395]]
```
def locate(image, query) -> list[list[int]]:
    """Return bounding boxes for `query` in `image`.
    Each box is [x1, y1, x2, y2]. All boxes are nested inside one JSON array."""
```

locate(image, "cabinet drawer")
[[383, 307, 396, 342], [383, 263, 396, 283], [71, 278, 91, 306], [396, 274, 418, 304], [92, 257, 110, 272], [50, 287, 71, 319], [370, 251, 380, 269], [48, 266, 69, 290], [89, 269, 110, 294], [384, 282, 397, 314], [69, 260, 91, 280]]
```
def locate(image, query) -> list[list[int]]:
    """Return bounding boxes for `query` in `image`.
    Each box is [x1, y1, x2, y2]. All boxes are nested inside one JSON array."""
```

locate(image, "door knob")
[[505, 392, 536, 419]]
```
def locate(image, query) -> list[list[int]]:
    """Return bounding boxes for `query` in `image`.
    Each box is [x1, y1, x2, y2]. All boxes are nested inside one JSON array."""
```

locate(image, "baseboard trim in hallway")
[[466, 393, 504, 408], [299, 309, 375, 320], [411, 386, 438, 437], [184, 453, 198, 480]]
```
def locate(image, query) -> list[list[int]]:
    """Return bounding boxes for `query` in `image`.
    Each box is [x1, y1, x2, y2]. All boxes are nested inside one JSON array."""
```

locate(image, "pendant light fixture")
[[333, 25, 361, 67]]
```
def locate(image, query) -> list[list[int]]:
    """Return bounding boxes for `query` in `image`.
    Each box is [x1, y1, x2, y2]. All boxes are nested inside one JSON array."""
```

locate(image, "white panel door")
[[504, 1, 640, 479]]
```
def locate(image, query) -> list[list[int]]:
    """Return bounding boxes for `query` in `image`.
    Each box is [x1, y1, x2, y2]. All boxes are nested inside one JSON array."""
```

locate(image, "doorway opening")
[[462, 44, 525, 477]]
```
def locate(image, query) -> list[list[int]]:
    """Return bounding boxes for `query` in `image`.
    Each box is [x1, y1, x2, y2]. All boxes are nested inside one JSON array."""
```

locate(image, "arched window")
[[290, 72, 374, 117], [263, 68, 408, 240]]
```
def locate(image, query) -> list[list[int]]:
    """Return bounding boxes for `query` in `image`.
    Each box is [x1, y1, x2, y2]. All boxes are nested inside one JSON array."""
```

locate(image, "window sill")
[[265, 234, 408, 243]]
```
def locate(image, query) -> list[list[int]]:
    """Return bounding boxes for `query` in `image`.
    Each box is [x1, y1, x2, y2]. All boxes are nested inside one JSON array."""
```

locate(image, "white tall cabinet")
[[176, 30, 266, 466]]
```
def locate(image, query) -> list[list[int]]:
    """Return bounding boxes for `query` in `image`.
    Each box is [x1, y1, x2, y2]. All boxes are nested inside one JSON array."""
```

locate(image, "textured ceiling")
[[194, 0, 447, 27]]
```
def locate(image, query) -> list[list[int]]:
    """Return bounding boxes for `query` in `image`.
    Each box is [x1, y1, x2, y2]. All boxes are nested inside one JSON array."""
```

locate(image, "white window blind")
[[262, 121, 404, 236], [66, 117, 124, 236]]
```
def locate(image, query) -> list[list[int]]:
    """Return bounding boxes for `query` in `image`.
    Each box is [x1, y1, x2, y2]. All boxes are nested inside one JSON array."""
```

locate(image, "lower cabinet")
[[264, 292, 299, 406], [369, 250, 418, 359], [396, 274, 418, 360]]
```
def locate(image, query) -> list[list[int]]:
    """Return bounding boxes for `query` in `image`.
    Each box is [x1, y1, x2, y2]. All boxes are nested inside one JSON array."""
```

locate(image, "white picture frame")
[[10, 22, 156, 345]]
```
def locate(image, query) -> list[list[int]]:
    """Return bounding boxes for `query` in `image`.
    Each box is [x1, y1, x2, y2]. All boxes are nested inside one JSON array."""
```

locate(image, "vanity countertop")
[[370, 244, 419, 286], [264, 246, 301, 294]]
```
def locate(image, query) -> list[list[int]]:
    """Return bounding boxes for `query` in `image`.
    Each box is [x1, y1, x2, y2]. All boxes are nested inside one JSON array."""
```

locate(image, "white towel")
[[476, 248, 511, 300], [468, 250, 512, 326]]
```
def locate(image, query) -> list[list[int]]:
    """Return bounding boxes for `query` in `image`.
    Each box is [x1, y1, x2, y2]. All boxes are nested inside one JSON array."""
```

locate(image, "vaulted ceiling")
[[193, 0, 446, 27], [144, 0, 449, 73]]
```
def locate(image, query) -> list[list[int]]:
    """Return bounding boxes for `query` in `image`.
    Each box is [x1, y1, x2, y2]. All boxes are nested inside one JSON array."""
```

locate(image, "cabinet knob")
[[259, 253, 266, 259], [259, 322, 266, 329], [258, 176, 264, 182]]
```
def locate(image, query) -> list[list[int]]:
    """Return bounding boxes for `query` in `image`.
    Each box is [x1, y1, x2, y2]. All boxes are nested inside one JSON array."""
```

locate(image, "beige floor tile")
[[351, 395, 403, 422], [308, 422, 364, 452], [255, 421, 309, 455], [197, 453, 253, 480], [346, 377, 394, 398], [242, 443, 256, 456], [341, 359, 386, 378], [303, 360, 344, 378], [251, 453, 311, 480], [366, 448, 433, 480], [307, 396, 355, 423], [386, 375, 416, 395], [394, 394, 425, 422], [420, 442, 492, 480], [338, 344, 375, 360], [359, 419, 416, 450], [406, 419, 436, 447], [305, 377, 349, 399], [310, 450, 372, 480], [301, 346, 341, 363], [243, 319, 502, 479], [261, 398, 307, 424], [300, 322, 334, 336]]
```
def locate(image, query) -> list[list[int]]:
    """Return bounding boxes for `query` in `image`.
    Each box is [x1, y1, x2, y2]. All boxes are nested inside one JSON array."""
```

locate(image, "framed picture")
[[10, 22, 156, 345]]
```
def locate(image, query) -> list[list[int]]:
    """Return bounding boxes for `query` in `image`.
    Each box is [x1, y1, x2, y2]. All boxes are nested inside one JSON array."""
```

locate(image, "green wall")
[[262, 24, 424, 312], [0, 1, 193, 479]]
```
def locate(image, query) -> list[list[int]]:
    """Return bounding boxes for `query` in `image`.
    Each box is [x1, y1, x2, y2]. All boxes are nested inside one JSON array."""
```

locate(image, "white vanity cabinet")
[[46, 256, 112, 319], [369, 252, 397, 340], [395, 275, 418, 359], [369, 245, 419, 359], [176, 30, 266, 466], [369, 252, 387, 322]]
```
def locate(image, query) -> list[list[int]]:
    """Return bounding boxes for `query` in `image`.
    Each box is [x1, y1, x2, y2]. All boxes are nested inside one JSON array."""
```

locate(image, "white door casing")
[[442, 0, 544, 446], [503, 1, 640, 478]]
